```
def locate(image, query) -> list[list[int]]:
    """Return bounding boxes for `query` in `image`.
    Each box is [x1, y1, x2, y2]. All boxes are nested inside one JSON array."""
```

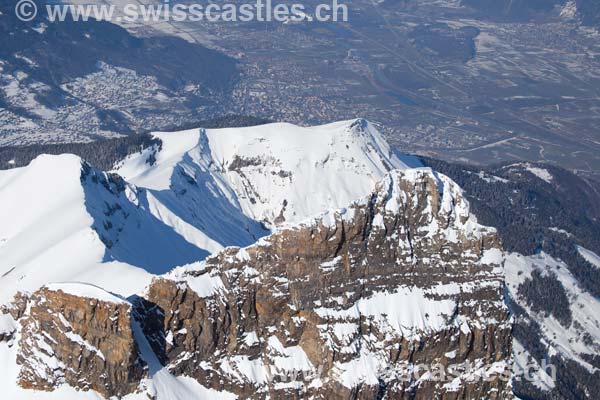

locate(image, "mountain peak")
[[117, 119, 412, 229], [135, 164, 509, 399], [0, 121, 516, 399], [0, 120, 416, 306]]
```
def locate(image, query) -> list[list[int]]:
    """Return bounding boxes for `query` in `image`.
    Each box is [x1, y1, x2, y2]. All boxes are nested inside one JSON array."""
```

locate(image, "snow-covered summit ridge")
[[116, 118, 415, 227], [0, 119, 416, 305]]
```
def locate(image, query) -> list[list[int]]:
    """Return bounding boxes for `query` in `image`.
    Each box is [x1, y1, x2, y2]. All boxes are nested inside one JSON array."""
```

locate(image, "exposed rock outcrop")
[[15, 284, 146, 398], [6, 169, 513, 399], [137, 169, 513, 399]]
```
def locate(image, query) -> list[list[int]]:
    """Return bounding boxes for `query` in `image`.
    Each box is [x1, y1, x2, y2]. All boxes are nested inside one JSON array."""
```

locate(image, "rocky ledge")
[[11, 283, 145, 398], [6, 169, 513, 399]]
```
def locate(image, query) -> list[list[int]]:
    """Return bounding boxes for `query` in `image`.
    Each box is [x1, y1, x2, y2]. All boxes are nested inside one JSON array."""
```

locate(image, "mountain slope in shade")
[[0, 154, 217, 304]]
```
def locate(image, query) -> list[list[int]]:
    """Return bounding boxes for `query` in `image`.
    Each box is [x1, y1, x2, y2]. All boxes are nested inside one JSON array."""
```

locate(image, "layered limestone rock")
[[137, 169, 513, 399], [14, 283, 146, 398], [5, 169, 512, 399]]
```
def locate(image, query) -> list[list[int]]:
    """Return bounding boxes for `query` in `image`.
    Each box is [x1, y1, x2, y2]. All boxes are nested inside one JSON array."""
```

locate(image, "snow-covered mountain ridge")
[[0, 118, 514, 399], [1, 164, 513, 399], [0, 119, 411, 305], [115, 119, 413, 228], [1, 118, 598, 399]]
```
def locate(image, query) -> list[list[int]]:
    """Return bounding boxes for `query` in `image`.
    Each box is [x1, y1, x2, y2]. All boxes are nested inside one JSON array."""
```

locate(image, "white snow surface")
[[505, 252, 600, 372], [502, 162, 554, 184], [577, 246, 600, 270], [315, 286, 457, 340], [0, 313, 15, 336], [0, 154, 147, 305], [116, 128, 200, 191], [117, 119, 410, 227], [44, 282, 127, 304], [524, 166, 553, 184], [167, 262, 227, 298]]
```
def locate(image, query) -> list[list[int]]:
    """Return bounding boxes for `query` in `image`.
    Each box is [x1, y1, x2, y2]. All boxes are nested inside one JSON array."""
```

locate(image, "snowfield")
[[116, 119, 412, 228]]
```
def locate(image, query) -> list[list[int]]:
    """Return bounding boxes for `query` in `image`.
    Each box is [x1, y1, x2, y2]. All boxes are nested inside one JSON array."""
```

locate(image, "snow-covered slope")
[[116, 119, 412, 228], [0, 119, 413, 306], [0, 154, 219, 304], [506, 252, 600, 394], [577, 246, 600, 270], [0, 154, 131, 304]]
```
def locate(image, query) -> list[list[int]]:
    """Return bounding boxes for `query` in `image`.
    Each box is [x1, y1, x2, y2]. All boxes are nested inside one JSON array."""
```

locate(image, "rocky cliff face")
[[11, 284, 146, 398], [4, 169, 513, 399], [137, 169, 512, 399]]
